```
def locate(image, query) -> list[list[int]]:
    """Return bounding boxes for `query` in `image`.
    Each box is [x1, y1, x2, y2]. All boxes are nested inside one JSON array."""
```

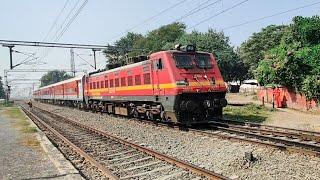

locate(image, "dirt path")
[[226, 93, 320, 132]]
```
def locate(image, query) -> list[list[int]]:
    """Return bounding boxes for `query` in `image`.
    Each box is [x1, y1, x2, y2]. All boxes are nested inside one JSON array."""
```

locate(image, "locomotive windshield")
[[174, 54, 193, 69], [195, 55, 212, 69]]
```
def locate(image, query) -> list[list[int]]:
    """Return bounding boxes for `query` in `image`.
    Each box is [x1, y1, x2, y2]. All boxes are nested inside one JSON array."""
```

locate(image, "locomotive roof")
[[37, 75, 84, 90]]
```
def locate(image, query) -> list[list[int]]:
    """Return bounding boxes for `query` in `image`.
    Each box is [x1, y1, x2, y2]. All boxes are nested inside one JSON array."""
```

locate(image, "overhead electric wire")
[[222, 1, 320, 30], [173, 0, 222, 22], [54, 0, 89, 41], [109, 0, 189, 41], [74, 52, 95, 68], [51, 0, 82, 42], [42, 0, 70, 42], [187, 0, 250, 30]]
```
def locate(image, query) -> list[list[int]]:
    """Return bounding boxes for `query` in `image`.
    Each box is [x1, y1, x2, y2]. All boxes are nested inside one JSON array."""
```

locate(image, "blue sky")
[[0, 0, 319, 97]]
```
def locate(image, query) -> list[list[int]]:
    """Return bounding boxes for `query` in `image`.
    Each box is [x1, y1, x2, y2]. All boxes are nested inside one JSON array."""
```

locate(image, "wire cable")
[[109, 0, 189, 42], [222, 1, 320, 30], [55, 0, 89, 41], [187, 0, 250, 30], [173, 0, 222, 22], [42, 0, 70, 41]]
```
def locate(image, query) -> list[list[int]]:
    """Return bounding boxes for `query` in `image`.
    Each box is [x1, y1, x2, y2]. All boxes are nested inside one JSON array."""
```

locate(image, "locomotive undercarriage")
[[35, 92, 227, 126]]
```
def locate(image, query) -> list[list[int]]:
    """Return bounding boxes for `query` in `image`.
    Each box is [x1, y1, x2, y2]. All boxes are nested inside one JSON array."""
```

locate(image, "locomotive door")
[[152, 58, 165, 97]]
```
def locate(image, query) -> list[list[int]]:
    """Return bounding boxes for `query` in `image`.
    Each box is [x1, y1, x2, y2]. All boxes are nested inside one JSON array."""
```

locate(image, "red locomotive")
[[34, 45, 228, 125]]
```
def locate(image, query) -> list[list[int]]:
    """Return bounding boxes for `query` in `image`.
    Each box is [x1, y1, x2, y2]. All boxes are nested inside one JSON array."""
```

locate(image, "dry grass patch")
[[2, 106, 40, 150]]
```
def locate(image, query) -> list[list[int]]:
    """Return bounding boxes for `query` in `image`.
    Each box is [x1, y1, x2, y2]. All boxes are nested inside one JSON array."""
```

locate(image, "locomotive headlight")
[[176, 80, 189, 86]]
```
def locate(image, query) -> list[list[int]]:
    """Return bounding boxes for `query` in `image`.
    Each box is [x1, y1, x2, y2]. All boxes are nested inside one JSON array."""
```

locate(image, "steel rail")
[[210, 120, 320, 142], [31, 105, 227, 180], [20, 105, 119, 180]]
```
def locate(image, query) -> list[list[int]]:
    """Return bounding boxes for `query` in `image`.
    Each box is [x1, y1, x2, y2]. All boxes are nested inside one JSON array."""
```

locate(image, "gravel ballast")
[[36, 102, 320, 180]]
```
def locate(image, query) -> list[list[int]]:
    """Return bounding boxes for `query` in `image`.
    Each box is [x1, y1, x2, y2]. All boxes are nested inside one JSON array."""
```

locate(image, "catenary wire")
[[222, 1, 320, 30], [187, 0, 250, 30]]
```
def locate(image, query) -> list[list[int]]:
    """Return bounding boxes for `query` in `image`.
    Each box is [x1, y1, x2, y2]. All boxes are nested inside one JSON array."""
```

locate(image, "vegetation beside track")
[[1, 106, 39, 148], [223, 103, 275, 123]]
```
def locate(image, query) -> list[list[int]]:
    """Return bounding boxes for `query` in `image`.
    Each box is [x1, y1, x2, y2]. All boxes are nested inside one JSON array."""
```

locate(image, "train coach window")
[[115, 78, 119, 87], [105, 80, 109, 88], [101, 81, 104, 88], [127, 76, 133, 86], [121, 77, 126, 86], [97, 81, 100, 89], [135, 75, 141, 85], [110, 79, 114, 87], [195, 55, 212, 69], [93, 82, 96, 89], [143, 73, 151, 84], [90, 83, 92, 89]]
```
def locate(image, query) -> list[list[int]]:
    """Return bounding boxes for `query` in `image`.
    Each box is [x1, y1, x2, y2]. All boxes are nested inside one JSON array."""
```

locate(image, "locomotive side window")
[[110, 79, 114, 87], [121, 77, 126, 86], [143, 73, 151, 84], [90, 83, 92, 89], [115, 78, 119, 87], [173, 54, 193, 69], [127, 76, 133, 86], [101, 81, 104, 88], [195, 55, 212, 69], [135, 75, 141, 85], [157, 58, 163, 70], [105, 80, 109, 88], [97, 81, 100, 89]]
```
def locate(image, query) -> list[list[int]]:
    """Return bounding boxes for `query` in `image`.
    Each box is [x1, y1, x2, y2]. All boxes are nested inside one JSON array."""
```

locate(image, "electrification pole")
[[2, 44, 15, 69]]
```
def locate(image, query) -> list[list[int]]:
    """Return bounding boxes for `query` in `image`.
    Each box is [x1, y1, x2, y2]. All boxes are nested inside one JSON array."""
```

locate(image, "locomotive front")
[[165, 45, 228, 124]]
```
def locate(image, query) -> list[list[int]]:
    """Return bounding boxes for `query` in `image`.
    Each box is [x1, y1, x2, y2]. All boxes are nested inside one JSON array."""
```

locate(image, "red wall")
[[257, 87, 319, 111]]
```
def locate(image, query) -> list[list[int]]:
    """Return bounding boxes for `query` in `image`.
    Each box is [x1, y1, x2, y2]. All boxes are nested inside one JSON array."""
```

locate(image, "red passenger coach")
[[84, 45, 228, 125], [33, 76, 85, 106]]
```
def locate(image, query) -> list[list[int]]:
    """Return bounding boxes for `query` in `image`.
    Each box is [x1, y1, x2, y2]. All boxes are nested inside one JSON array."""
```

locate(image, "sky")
[[0, 0, 319, 97]]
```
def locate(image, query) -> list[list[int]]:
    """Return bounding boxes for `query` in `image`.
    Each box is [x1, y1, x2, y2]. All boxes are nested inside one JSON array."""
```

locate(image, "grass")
[[224, 103, 275, 123], [1, 106, 40, 149]]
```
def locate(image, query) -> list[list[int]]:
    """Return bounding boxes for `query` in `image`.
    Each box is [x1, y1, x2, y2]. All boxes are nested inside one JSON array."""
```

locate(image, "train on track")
[[33, 45, 228, 125]]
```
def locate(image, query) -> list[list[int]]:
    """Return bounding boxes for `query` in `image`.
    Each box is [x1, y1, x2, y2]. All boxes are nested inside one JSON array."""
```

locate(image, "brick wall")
[[257, 87, 319, 111]]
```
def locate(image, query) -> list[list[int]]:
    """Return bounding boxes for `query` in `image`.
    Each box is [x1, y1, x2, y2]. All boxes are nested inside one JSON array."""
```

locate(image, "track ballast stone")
[[36, 102, 320, 180]]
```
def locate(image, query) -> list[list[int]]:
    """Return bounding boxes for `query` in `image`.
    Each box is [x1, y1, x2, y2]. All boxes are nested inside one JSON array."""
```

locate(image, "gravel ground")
[[36, 102, 320, 180], [0, 109, 60, 179]]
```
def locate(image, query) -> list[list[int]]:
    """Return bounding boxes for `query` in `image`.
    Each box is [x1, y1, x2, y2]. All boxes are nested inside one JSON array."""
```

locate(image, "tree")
[[133, 22, 186, 54], [0, 76, 5, 99], [40, 70, 73, 87], [256, 16, 320, 101], [239, 25, 286, 76], [103, 32, 144, 65], [176, 29, 248, 82]]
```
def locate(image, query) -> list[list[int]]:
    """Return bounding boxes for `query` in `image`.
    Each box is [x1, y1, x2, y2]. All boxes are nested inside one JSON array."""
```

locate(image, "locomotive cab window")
[[195, 55, 212, 69], [154, 58, 164, 70], [173, 54, 193, 69]]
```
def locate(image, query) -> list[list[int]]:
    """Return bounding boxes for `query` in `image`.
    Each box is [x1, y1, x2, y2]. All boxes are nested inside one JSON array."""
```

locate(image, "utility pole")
[[92, 49, 97, 70], [2, 44, 15, 69], [70, 48, 76, 77]]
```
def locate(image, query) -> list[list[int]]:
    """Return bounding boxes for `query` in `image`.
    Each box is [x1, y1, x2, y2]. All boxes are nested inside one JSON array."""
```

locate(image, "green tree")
[[134, 22, 186, 53], [40, 70, 73, 87], [0, 76, 5, 99], [239, 25, 286, 76], [103, 32, 144, 65], [176, 29, 248, 82], [256, 16, 320, 101]]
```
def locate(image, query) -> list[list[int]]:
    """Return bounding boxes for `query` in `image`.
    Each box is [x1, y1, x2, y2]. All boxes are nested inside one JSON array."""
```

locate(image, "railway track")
[[20, 104, 227, 180]]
